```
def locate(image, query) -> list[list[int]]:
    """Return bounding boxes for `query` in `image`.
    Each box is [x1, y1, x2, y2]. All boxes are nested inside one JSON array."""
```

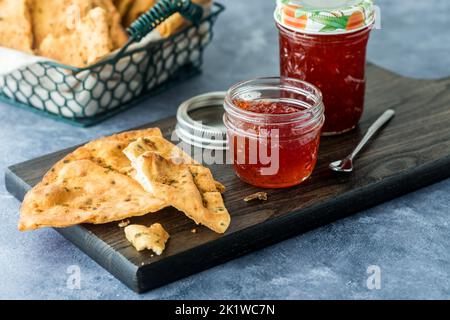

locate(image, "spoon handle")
[[349, 109, 396, 160]]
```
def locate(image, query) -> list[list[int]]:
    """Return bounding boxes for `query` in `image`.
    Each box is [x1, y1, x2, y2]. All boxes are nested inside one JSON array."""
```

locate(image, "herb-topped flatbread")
[[19, 159, 167, 230], [19, 128, 165, 231], [124, 148, 230, 234]]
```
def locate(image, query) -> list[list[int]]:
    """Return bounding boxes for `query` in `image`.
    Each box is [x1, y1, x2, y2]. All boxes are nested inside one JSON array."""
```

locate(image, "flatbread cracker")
[[0, 0, 33, 52], [43, 128, 163, 183], [89, 0, 129, 49], [19, 159, 166, 231], [38, 7, 113, 67], [19, 128, 164, 231], [123, 137, 224, 192], [32, 0, 127, 50], [189, 165, 221, 193], [123, 136, 196, 166], [127, 152, 230, 234], [32, 0, 127, 66], [95, 0, 129, 49], [125, 223, 169, 254]]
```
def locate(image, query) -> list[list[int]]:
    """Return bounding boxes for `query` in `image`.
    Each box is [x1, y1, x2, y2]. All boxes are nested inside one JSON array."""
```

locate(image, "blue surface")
[[1, 0, 449, 300]]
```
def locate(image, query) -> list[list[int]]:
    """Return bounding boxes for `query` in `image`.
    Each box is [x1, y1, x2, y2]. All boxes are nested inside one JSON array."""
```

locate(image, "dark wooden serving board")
[[5, 64, 450, 293]]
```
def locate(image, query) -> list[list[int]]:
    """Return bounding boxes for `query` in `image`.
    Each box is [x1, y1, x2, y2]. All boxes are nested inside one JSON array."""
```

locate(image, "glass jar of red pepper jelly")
[[223, 77, 324, 188], [275, 0, 375, 135]]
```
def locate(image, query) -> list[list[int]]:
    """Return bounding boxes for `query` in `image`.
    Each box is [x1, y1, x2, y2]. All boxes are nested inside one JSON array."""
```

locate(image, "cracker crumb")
[[118, 220, 130, 228], [151, 254, 154, 258], [191, 228, 197, 234], [244, 192, 268, 202], [125, 223, 169, 255]]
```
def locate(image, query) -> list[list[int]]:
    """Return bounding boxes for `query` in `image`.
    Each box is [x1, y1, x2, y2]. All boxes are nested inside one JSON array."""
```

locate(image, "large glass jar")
[[223, 77, 324, 188], [275, 0, 375, 135]]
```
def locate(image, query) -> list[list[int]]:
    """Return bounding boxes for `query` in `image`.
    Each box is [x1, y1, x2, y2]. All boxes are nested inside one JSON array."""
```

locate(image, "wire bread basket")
[[0, 0, 224, 127]]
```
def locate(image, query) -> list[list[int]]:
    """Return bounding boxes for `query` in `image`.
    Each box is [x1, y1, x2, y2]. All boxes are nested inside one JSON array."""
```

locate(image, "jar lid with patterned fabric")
[[274, 0, 375, 35]]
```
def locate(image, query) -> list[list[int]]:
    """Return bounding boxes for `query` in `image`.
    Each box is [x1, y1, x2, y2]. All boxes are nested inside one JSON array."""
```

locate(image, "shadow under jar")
[[275, 0, 375, 135], [224, 77, 325, 188]]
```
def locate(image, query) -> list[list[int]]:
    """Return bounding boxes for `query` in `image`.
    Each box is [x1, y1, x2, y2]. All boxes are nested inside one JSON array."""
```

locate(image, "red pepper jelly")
[[275, 0, 375, 135], [224, 77, 324, 188]]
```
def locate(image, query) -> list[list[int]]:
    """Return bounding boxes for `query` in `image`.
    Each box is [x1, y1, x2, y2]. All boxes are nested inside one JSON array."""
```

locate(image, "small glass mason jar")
[[223, 77, 324, 188], [275, 0, 375, 135]]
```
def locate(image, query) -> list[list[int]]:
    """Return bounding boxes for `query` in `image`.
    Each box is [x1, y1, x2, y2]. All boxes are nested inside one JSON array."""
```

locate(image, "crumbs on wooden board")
[[118, 219, 130, 228], [244, 192, 268, 202]]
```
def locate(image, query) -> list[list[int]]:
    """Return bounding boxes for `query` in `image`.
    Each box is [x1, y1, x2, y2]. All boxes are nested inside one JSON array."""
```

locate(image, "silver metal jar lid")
[[175, 91, 228, 150]]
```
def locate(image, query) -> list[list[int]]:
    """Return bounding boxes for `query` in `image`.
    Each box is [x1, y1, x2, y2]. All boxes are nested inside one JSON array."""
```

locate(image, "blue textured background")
[[1, 0, 449, 299]]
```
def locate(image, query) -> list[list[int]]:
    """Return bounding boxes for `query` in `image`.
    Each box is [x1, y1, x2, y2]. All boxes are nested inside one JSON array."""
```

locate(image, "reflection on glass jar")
[[224, 77, 324, 188]]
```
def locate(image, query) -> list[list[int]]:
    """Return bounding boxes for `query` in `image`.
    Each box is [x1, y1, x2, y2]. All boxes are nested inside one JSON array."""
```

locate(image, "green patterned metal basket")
[[0, 1, 224, 127]]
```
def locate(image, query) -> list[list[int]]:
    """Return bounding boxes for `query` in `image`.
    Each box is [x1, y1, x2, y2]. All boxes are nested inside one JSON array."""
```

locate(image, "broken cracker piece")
[[123, 136, 230, 233], [31, 0, 127, 50], [38, 7, 113, 67], [128, 151, 230, 233], [124, 223, 169, 255], [0, 0, 33, 53], [244, 192, 268, 202], [118, 219, 130, 228], [214, 181, 226, 194], [123, 136, 196, 167], [124, 137, 225, 194]]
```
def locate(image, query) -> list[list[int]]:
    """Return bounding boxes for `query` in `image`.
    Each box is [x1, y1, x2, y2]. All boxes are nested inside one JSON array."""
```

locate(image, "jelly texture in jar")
[[279, 25, 371, 135], [229, 99, 322, 188]]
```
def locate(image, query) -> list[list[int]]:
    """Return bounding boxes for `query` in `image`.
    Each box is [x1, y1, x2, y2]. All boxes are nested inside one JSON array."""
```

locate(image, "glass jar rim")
[[224, 76, 324, 125]]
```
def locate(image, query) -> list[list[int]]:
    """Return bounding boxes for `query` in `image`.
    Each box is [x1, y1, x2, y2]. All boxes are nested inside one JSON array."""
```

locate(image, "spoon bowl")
[[329, 158, 354, 173], [329, 109, 395, 173]]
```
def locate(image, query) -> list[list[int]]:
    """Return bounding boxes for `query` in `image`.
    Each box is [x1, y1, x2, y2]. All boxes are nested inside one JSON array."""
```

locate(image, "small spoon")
[[329, 109, 396, 173]]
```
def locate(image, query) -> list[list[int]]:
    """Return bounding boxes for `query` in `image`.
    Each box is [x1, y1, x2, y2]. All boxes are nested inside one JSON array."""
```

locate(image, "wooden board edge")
[[5, 167, 30, 201]]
